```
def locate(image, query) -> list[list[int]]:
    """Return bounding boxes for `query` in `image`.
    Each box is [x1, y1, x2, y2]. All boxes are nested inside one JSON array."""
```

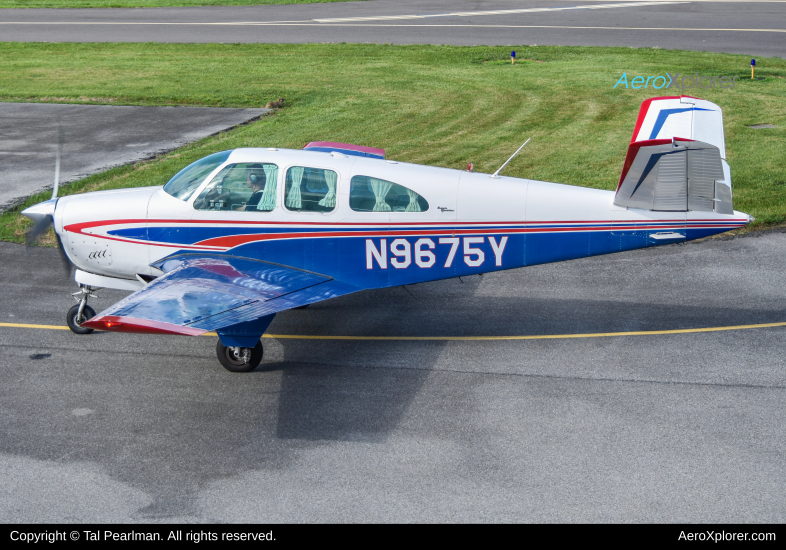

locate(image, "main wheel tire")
[[67, 304, 96, 334], [216, 340, 263, 372]]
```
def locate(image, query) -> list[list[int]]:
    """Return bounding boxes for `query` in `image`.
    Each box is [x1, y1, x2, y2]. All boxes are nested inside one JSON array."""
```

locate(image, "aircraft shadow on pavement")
[[268, 275, 786, 443]]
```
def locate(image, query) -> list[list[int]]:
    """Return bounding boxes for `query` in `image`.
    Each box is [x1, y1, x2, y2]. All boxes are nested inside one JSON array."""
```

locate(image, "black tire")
[[67, 304, 96, 335], [216, 340, 263, 372]]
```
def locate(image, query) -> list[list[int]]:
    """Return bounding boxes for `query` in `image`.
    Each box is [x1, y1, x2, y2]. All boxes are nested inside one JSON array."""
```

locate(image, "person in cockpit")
[[236, 168, 266, 211]]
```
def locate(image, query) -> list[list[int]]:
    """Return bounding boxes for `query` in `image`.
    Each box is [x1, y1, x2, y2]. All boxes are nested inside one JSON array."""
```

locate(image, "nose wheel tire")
[[67, 304, 96, 334], [216, 340, 263, 372]]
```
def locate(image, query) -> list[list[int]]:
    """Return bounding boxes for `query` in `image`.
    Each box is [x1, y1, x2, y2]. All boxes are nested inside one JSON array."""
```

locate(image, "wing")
[[81, 253, 358, 336]]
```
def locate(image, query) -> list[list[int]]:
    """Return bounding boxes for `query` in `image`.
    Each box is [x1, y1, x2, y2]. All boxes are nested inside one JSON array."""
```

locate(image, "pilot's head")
[[246, 168, 266, 191]]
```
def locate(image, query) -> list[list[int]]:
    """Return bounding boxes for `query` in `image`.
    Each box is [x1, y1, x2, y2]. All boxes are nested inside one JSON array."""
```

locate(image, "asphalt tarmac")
[[0, 103, 268, 212], [0, 0, 784, 56], [1, 230, 784, 522], [1, 0, 784, 525]]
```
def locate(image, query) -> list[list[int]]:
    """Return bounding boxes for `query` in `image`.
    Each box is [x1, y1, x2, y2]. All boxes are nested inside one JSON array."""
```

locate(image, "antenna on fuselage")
[[490, 138, 530, 179]]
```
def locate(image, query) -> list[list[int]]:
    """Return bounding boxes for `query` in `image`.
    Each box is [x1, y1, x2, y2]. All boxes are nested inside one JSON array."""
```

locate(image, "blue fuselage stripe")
[[106, 220, 745, 246]]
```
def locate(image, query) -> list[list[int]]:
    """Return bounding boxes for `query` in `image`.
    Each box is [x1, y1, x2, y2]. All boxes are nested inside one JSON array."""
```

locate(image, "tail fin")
[[614, 96, 732, 214]]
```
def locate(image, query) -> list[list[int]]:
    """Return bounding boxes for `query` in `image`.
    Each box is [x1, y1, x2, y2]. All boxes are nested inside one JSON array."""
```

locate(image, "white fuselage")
[[53, 148, 750, 290]]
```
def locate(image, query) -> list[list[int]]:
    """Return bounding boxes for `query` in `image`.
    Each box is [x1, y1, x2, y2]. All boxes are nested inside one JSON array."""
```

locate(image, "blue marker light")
[[511, 50, 516, 64], [751, 58, 756, 79]]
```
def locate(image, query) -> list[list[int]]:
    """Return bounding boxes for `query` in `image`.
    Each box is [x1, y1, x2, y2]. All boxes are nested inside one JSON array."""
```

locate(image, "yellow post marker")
[[511, 50, 516, 65], [751, 58, 756, 79]]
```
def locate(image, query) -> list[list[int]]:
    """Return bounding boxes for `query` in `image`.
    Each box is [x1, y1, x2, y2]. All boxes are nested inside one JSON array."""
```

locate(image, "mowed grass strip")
[[1, 42, 784, 245], [0, 0, 354, 8]]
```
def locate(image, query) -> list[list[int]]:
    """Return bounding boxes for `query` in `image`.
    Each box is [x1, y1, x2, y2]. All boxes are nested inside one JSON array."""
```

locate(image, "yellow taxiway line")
[[1, 322, 71, 330], [0, 23, 784, 33], [293, 24, 786, 33], [2, 321, 785, 341]]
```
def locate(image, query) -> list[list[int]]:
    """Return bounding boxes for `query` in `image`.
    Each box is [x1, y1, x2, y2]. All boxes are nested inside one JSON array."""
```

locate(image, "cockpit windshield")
[[163, 150, 232, 201]]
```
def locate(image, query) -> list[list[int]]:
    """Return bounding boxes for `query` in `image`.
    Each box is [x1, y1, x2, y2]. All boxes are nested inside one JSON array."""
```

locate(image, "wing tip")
[[81, 315, 207, 336]]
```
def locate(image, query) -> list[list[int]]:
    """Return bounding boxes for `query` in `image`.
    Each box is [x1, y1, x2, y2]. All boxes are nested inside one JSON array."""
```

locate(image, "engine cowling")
[[56, 187, 158, 279]]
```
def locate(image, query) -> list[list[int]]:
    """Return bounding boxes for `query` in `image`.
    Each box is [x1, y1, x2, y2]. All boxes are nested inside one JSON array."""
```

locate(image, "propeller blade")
[[23, 212, 72, 277], [52, 125, 63, 200], [23, 126, 72, 277], [25, 214, 54, 245]]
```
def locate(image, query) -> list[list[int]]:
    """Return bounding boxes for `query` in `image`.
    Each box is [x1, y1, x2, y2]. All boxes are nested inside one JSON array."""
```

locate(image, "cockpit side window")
[[163, 150, 232, 201], [194, 163, 279, 212], [284, 167, 338, 213], [350, 175, 429, 212]]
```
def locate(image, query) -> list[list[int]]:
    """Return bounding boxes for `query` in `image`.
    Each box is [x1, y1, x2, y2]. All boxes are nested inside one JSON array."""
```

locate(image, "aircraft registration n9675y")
[[22, 96, 751, 372]]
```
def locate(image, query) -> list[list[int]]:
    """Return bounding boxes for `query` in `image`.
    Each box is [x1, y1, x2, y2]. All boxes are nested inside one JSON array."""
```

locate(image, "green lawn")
[[1, 42, 784, 244], [0, 0, 354, 7]]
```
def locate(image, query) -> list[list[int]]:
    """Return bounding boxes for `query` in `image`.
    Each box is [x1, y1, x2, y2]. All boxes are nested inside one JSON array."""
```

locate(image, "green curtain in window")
[[319, 170, 337, 208], [370, 177, 393, 212], [258, 164, 278, 211], [405, 188, 422, 212], [286, 166, 304, 209]]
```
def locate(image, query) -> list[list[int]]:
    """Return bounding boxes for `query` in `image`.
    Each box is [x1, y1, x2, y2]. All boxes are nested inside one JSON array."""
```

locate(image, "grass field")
[[1, 42, 784, 244], [0, 0, 353, 7]]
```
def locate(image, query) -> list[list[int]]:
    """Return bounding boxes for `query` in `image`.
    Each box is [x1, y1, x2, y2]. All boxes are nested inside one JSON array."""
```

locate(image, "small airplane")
[[23, 96, 751, 371]]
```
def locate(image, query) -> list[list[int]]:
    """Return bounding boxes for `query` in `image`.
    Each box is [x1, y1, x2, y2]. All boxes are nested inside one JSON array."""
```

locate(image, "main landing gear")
[[66, 283, 265, 373], [216, 340, 263, 372], [67, 285, 99, 334]]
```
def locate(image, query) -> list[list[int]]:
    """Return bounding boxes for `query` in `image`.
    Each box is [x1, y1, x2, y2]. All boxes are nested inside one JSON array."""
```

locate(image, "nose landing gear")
[[67, 285, 99, 334], [216, 340, 263, 372]]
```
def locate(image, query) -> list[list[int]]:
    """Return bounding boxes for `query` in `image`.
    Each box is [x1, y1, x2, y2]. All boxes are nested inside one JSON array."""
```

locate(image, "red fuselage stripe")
[[64, 218, 748, 250]]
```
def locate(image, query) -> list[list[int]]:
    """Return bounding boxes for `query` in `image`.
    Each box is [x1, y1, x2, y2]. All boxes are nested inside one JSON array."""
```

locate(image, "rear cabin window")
[[284, 167, 337, 213], [350, 175, 429, 212], [163, 150, 232, 202], [193, 163, 278, 212]]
